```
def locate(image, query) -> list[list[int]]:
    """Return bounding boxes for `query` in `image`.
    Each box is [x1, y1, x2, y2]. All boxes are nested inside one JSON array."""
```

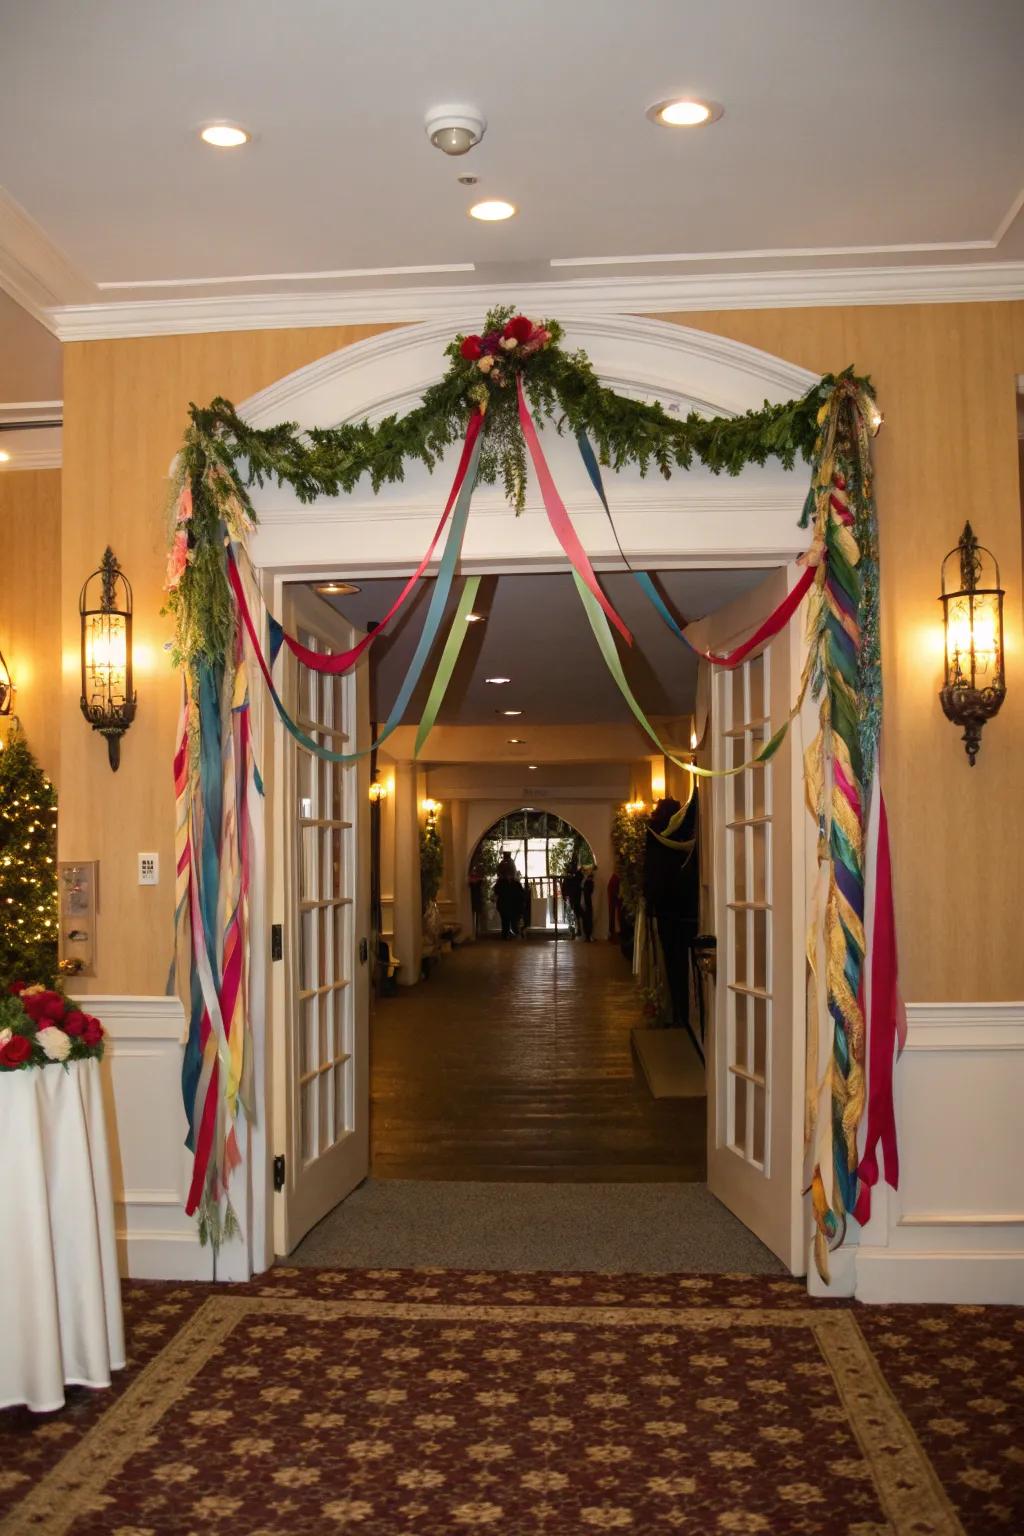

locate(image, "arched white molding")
[[244, 315, 819, 575]]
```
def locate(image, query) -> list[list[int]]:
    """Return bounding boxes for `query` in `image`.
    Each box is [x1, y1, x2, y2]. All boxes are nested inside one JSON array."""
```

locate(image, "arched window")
[[470, 808, 594, 932]]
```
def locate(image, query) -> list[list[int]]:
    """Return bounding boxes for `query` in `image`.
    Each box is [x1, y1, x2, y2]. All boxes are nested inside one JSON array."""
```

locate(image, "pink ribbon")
[[280, 411, 484, 673], [516, 376, 632, 645]]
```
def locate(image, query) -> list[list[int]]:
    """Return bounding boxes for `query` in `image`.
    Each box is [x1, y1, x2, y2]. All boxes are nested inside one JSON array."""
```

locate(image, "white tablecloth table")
[[0, 1057, 125, 1412]]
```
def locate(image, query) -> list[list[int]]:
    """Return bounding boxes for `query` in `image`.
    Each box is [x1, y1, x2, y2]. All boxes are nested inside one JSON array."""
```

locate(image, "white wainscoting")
[[850, 1001, 1024, 1305], [91, 995, 219, 1282]]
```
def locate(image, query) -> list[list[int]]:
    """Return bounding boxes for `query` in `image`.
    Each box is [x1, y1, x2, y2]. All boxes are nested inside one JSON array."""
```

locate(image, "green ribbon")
[[414, 576, 482, 757], [572, 571, 795, 779]]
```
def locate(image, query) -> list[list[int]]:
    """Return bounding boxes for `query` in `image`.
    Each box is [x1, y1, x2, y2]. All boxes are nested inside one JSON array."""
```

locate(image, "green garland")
[[166, 305, 871, 669]]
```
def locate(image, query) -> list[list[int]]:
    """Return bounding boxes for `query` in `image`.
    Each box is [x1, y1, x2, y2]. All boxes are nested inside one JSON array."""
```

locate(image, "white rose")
[[500, 336, 518, 351], [38, 1027, 72, 1062], [0, 1027, 11, 1047]]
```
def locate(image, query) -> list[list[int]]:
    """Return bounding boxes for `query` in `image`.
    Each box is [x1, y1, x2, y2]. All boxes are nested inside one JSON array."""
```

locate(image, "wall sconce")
[[624, 799, 647, 816], [939, 522, 1006, 766], [0, 645, 12, 716], [79, 547, 137, 771], [368, 777, 388, 803], [421, 797, 440, 823]]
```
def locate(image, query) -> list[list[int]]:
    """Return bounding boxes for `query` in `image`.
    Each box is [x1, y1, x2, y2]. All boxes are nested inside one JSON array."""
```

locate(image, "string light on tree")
[[0, 727, 58, 989]]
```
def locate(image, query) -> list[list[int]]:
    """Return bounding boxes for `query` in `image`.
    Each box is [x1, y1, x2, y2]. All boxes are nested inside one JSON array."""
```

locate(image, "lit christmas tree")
[[0, 728, 58, 988]]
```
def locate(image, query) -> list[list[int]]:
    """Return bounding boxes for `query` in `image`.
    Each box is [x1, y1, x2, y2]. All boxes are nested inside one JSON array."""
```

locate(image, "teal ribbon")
[[230, 426, 483, 764]]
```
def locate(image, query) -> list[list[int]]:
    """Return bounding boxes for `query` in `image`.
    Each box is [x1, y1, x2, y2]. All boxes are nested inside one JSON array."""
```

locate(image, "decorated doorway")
[[167, 313, 898, 1284]]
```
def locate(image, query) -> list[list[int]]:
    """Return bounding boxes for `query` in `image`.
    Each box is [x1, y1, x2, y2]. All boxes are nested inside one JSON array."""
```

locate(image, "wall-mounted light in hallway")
[[939, 521, 1006, 765], [369, 777, 388, 802], [79, 546, 137, 772]]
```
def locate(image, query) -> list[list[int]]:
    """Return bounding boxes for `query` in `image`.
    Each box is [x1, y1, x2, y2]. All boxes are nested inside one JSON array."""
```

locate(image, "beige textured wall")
[[58, 304, 1024, 999], [0, 469, 62, 783]]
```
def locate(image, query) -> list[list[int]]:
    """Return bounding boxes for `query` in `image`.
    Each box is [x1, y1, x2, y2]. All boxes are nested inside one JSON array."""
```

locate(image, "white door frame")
[[236, 314, 820, 1276]]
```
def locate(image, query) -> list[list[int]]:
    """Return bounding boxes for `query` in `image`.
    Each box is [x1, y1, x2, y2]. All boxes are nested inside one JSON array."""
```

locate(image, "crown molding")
[[0, 400, 62, 426], [0, 187, 94, 331], [47, 261, 1024, 341], [0, 443, 62, 471]]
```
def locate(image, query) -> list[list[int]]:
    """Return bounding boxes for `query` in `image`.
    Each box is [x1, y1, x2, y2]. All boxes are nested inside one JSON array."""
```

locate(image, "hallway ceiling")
[[0, 0, 1022, 351], [315, 567, 767, 729]]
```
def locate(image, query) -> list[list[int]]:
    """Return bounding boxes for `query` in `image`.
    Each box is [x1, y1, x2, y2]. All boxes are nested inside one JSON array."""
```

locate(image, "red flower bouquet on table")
[[0, 982, 106, 1071]]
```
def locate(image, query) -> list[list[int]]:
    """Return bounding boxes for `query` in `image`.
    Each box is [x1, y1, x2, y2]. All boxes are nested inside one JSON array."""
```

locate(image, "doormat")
[[632, 1025, 706, 1098], [3, 1267, 1015, 1535]]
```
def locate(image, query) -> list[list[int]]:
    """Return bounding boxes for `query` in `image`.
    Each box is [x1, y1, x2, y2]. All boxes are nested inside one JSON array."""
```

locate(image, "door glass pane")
[[747, 654, 765, 723], [752, 910, 769, 993], [752, 1085, 766, 1166], [732, 1076, 748, 1155]]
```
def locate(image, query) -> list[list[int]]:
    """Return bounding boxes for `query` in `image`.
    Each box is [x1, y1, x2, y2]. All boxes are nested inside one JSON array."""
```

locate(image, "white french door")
[[704, 568, 811, 1273], [272, 586, 370, 1254]]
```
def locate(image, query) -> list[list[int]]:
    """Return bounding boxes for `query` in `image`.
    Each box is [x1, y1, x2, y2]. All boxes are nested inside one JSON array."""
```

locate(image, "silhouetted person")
[[495, 853, 521, 940], [580, 867, 595, 942], [644, 795, 701, 1050], [560, 866, 583, 939]]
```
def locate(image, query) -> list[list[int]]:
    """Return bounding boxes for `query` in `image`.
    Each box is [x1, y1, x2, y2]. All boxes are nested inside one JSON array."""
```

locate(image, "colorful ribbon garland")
[[175, 375, 900, 1282]]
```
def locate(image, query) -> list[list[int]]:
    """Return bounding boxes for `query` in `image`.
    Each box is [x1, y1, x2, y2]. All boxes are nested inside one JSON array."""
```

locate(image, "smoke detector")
[[426, 107, 486, 156]]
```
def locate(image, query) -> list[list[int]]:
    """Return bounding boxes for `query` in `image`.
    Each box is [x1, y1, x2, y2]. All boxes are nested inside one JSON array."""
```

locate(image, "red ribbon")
[[854, 787, 904, 1225], [695, 564, 817, 670], [516, 376, 632, 645], [278, 411, 484, 673]]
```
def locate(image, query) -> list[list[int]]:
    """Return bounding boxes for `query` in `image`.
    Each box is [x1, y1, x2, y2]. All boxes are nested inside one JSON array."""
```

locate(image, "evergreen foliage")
[[420, 819, 444, 910], [0, 729, 58, 989], [166, 306, 872, 671], [611, 805, 648, 919]]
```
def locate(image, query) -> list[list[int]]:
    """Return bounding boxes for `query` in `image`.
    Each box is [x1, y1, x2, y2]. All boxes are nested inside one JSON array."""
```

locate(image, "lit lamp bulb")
[[368, 778, 388, 803]]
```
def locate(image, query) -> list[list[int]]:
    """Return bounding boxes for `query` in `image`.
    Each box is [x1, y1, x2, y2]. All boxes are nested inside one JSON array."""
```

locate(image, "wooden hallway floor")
[[371, 935, 705, 1181]]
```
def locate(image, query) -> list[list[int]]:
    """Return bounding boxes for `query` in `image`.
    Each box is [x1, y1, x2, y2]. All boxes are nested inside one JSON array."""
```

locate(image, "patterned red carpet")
[[1, 1267, 1021, 1535]]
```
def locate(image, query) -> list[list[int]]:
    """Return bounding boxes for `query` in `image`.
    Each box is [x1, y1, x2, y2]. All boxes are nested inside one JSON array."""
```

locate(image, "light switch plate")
[[138, 852, 159, 886]]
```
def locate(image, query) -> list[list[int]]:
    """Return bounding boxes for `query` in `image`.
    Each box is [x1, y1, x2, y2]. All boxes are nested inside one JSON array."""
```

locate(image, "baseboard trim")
[[116, 1229, 213, 1283], [855, 1246, 1024, 1306]]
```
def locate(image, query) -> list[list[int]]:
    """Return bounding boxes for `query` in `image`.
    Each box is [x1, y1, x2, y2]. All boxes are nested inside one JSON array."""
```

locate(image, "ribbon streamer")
[[577, 429, 817, 668], [414, 575, 482, 756], [226, 419, 484, 764], [261, 411, 484, 675], [572, 568, 811, 779], [516, 377, 632, 645]]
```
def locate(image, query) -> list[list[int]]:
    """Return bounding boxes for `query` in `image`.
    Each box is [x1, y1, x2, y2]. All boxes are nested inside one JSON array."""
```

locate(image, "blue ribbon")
[[235, 425, 483, 764], [577, 430, 693, 648]]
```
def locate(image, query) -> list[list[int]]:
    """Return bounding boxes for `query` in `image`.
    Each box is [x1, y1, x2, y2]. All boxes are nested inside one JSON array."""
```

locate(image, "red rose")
[[21, 990, 65, 1026], [81, 1017, 104, 1048], [0, 1034, 33, 1067], [459, 335, 483, 361], [503, 314, 534, 343], [7, 980, 27, 995], [63, 1010, 86, 1037]]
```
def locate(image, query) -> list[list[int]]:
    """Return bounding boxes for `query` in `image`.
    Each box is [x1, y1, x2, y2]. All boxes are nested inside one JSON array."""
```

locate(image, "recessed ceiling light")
[[528, 764, 539, 771], [646, 98, 722, 128], [200, 123, 251, 148], [484, 676, 511, 685], [469, 199, 517, 222], [315, 581, 361, 596], [465, 612, 485, 623], [507, 737, 525, 744], [0, 450, 10, 463], [499, 709, 523, 717]]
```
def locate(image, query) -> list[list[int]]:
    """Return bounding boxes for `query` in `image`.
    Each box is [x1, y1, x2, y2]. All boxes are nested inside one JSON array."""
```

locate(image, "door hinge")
[[273, 1154, 286, 1192], [359, 936, 369, 964], [271, 923, 283, 961]]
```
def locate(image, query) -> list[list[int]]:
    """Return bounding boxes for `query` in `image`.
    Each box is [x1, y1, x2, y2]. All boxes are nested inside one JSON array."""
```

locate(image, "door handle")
[[359, 937, 369, 964]]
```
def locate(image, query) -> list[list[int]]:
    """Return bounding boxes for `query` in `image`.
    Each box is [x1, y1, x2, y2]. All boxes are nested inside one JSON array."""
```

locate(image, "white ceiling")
[[313, 567, 767, 732], [0, 0, 1022, 350]]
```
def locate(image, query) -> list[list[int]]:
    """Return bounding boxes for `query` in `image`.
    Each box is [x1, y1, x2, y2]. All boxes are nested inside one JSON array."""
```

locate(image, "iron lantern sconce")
[[368, 777, 388, 804], [79, 546, 137, 771], [938, 522, 1005, 766], [0, 644, 12, 717]]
